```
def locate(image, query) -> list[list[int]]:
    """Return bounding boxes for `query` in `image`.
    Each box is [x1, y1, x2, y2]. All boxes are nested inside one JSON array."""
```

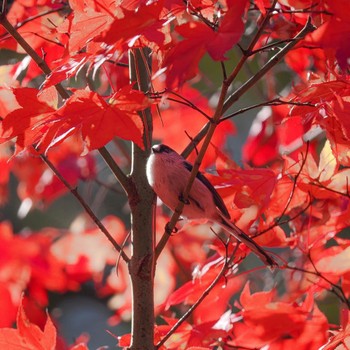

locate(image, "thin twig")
[[2, 5, 68, 33], [257, 196, 312, 237], [40, 154, 130, 262], [249, 38, 295, 55], [98, 147, 131, 195], [221, 98, 316, 121], [93, 178, 124, 194], [263, 4, 332, 16], [185, 0, 218, 30], [308, 255, 350, 309], [116, 230, 132, 276], [310, 181, 350, 199], [221, 61, 227, 81], [167, 90, 212, 120], [106, 59, 129, 67], [181, 16, 315, 160], [286, 259, 350, 309], [31, 32, 65, 47]]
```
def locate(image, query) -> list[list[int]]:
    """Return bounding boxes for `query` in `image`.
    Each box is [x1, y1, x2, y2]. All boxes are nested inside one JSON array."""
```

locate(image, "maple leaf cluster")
[[0, 0, 350, 349]]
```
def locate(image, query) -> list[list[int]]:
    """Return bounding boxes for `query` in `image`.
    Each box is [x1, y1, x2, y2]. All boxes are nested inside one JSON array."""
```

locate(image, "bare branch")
[[223, 17, 315, 112], [40, 153, 130, 262], [98, 147, 131, 195], [221, 98, 316, 121], [287, 258, 350, 309]]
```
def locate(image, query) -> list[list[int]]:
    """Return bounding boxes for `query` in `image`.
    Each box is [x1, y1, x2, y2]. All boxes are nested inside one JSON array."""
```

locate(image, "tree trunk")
[[128, 48, 156, 350]]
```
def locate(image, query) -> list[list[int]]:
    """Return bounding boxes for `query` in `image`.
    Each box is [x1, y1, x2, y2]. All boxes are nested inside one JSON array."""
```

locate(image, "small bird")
[[146, 144, 277, 267]]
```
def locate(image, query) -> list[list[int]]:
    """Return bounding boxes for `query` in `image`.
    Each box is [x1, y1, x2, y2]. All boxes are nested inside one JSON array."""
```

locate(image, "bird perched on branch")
[[146, 144, 277, 267]]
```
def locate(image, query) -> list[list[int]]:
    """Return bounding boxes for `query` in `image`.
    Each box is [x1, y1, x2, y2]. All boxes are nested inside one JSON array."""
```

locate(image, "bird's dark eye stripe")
[[160, 145, 171, 153], [153, 144, 174, 153]]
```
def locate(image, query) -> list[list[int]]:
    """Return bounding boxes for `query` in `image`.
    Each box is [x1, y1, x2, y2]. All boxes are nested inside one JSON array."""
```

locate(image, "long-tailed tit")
[[146, 144, 277, 267]]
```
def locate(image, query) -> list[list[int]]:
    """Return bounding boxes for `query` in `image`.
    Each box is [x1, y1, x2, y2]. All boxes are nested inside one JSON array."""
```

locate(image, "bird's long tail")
[[217, 212, 278, 268]]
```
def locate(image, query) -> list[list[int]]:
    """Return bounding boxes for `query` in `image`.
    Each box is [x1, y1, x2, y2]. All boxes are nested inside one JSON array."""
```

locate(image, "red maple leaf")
[[1, 86, 147, 153], [0, 1, 68, 81], [0, 221, 81, 327], [165, 256, 242, 315], [0, 298, 57, 350], [102, 1, 165, 48], [63, 0, 116, 54], [48, 87, 146, 150], [118, 317, 227, 349], [228, 282, 328, 349]]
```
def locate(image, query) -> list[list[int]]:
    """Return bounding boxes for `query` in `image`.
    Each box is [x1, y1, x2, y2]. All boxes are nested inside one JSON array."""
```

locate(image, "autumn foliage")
[[1, 0, 350, 349]]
